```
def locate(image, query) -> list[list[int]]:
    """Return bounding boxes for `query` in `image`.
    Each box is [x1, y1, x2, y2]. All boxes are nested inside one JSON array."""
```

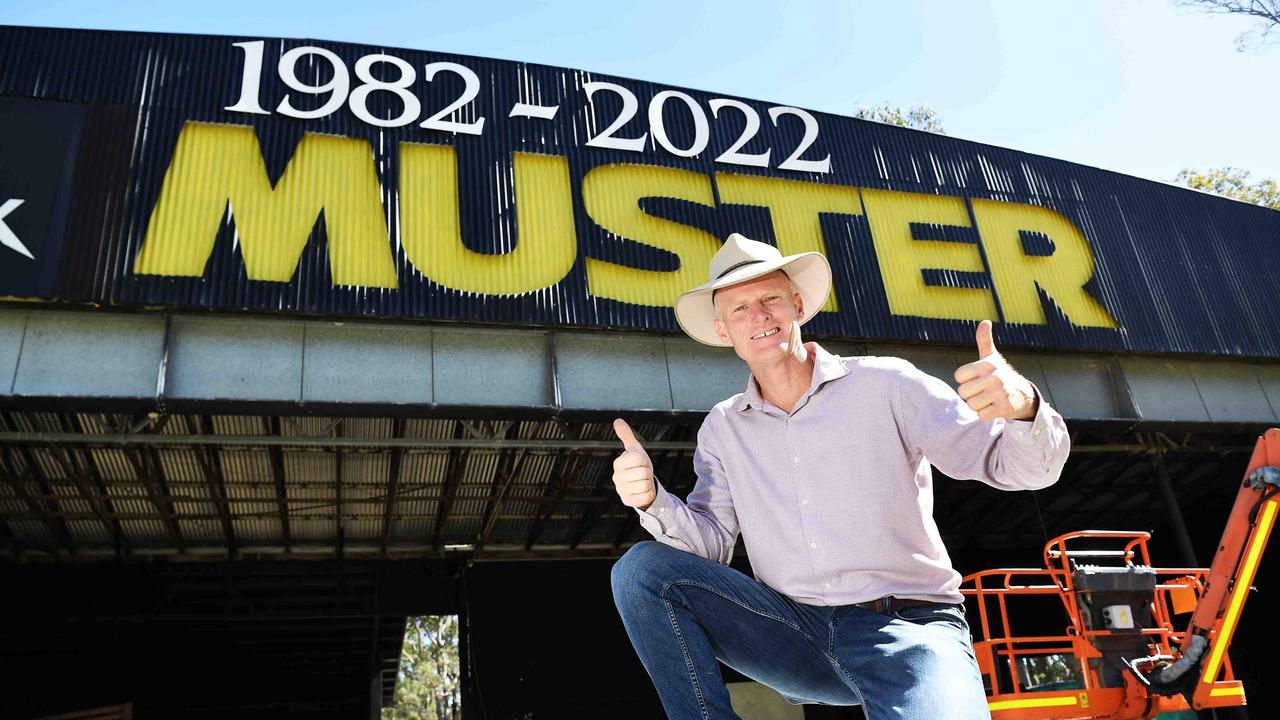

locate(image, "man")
[[609, 233, 1068, 719]]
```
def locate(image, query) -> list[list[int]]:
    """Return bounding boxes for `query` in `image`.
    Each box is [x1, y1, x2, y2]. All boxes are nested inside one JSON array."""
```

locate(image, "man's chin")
[[733, 343, 789, 364]]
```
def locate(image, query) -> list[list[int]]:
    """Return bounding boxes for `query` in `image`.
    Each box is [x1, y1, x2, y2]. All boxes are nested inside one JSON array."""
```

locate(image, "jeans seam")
[[664, 579, 808, 636], [660, 592, 709, 719], [828, 613, 835, 653], [825, 612, 865, 711], [663, 579, 866, 712]]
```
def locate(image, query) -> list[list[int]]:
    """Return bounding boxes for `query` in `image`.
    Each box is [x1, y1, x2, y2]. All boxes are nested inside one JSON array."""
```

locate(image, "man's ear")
[[793, 292, 804, 319], [713, 318, 730, 344]]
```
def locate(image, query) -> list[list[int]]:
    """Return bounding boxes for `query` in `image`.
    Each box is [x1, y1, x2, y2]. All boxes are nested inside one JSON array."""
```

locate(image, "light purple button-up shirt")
[[637, 343, 1068, 606]]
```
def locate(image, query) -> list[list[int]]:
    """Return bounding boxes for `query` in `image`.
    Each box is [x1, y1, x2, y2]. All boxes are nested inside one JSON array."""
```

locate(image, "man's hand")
[[612, 419, 657, 511], [953, 320, 1038, 422]]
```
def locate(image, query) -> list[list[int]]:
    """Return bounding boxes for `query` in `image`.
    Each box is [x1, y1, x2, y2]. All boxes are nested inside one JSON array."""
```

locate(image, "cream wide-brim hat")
[[673, 233, 832, 347]]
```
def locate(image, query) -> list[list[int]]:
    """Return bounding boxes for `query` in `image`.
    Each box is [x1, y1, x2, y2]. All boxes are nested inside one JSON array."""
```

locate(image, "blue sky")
[[3, 0, 1277, 183]]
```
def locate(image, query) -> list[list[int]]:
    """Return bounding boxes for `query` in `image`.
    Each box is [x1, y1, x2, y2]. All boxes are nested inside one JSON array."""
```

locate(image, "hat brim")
[[673, 252, 832, 347]]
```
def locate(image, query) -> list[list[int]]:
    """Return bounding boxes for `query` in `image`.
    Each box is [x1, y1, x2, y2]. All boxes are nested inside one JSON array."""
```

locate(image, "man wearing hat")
[[609, 233, 1068, 719]]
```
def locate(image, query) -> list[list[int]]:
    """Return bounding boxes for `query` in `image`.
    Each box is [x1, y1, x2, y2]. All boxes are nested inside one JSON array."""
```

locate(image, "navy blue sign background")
[[0, 96, 84, 298], [0, 25, 1277, 358]]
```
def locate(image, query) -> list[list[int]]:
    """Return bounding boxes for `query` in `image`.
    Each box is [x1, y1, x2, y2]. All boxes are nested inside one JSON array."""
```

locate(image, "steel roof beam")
[[477, 440, 526, 551], [2, 442, 77, 555], [431, 422, 469, 551], [194, 414, 238, 559], [335, 420, 344, 560], [43, 422, 130, 558], [524, 427, 585, 550], [379, 418, 405, 556], [267, 417, 293, 553]]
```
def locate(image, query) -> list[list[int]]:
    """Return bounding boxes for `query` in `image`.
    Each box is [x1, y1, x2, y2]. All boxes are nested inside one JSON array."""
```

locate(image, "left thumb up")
[[975, 319, 998, 359]]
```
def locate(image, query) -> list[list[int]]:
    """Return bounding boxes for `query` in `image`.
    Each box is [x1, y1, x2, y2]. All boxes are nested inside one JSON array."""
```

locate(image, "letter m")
[[134, 121, 396, 288]]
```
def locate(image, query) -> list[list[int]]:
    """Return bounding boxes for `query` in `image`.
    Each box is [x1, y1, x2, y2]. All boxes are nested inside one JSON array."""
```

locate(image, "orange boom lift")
[[962, 428, 1280, 719]]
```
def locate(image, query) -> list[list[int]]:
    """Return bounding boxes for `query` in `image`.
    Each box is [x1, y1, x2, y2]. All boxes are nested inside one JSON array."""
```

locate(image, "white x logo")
[[0, 198, 33, 260]]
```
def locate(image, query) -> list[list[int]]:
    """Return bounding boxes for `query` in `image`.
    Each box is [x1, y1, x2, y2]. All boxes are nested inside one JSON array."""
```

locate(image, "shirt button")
[[1033, 429, 1041, 437], [801, 498, 809, 506], [824, 582, 831, 589], [793, 457, 801, 464], [810, 542, 818, 549], [785, 418, 791, 424], [1017, 430, 1025, 437]]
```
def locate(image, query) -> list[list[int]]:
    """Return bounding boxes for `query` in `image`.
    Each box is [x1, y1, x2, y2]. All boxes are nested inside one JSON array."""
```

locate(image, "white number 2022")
[[584, 82, 831, 174]]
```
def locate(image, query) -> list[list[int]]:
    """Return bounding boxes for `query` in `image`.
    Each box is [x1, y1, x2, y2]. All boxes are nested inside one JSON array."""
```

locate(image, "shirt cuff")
[[636, 479, 676, 534], [1005, 383, 1054, 447]]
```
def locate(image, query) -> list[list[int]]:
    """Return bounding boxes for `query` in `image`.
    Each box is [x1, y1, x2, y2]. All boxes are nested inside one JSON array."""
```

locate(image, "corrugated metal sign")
[[0, 25, 1277, 357]]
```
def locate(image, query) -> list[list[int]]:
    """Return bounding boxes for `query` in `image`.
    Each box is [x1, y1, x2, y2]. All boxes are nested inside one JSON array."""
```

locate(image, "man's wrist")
[[1015, 380, 1040, 420]]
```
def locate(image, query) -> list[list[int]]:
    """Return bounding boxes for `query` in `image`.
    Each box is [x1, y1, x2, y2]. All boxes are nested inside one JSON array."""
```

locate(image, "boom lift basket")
[[961, 428, 1280, 720]]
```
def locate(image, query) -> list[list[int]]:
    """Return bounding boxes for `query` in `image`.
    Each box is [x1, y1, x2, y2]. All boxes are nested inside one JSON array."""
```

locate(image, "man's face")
[[712, 271, 804, 364]]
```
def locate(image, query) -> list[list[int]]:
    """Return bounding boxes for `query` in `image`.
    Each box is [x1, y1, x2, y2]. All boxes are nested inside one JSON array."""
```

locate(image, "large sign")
[[0, 26, 1276, 357]]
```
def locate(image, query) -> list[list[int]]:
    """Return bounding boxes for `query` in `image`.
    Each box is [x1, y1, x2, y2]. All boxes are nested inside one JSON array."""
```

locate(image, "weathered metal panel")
[[1188, 362, 1278, 423], [168, 317, 303, 401], [1252, 365, 1280, 424], [1036, 356, 1124, 420], [0, 26, 1277, 359], [432, 329, 551, 407], [1118, 358, 1211, 423], [665, 340, 749, 411], [556, 334, 671, 410], [301, 322, 433, 405], [11, 313, 164, 398]]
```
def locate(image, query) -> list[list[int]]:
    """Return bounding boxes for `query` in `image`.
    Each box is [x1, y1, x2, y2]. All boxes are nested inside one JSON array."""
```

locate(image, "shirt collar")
[[736, 343, 850, 412]]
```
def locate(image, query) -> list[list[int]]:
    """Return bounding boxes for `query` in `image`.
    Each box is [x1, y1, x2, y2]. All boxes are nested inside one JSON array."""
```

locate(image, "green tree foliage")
[[383, 615, 462, 720], [1178, 0, 1280, 49], [853, 103, 946, 134], [1020, 653, 1083, 689], [1174, 167, 1280, 210]]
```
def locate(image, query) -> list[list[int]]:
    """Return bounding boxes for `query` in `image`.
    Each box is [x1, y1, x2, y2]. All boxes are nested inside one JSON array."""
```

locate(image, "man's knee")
[[611, 541, 686, 609], [614, 538, 706, 609]]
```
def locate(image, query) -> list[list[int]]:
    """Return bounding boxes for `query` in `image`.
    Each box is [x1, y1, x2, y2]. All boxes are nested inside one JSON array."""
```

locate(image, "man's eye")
[[734, 305, 748, 313], [764, 295, 781, 303]]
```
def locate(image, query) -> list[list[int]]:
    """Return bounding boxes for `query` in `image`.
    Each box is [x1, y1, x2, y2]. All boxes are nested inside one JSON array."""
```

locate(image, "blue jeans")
[[611, 541, 991, 720]]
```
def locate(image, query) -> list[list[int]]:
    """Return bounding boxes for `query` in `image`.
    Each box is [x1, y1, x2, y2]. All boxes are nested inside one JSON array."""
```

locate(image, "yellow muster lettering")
[[399, 144, 578, 295], [582, 163, 720, 307], [859, 189, 998, 322], [135, 121, 396, 288], [714, 173, 856, 312], [134, 121, 1116, 332], [971, 199, 1117, 328]]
